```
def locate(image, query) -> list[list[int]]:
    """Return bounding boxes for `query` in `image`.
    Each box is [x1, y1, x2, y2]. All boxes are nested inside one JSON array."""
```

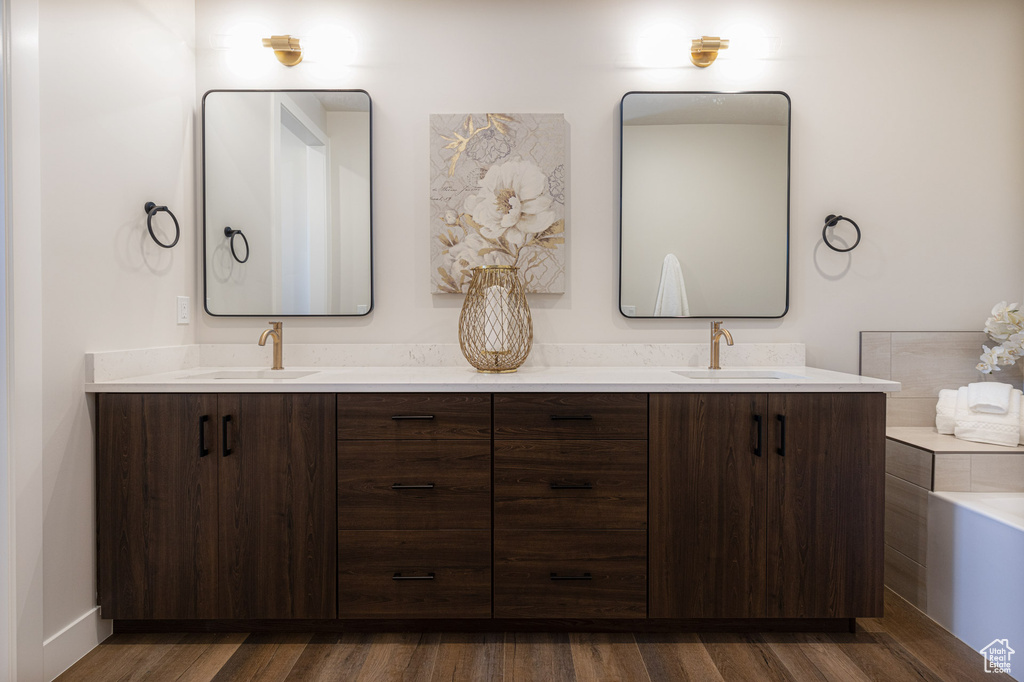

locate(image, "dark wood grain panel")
[[649, 393, 768, 618], [218, 393, 337, 619], [494, 440, 647, 530], [96, 393, 219, 619], [494, 530, 646, 619], [493, 393, 647, 439], [338, 441, 490, 530], [767, 392, 885, 619], [338, 531, 491, 618], [337, 393, 491, 440]]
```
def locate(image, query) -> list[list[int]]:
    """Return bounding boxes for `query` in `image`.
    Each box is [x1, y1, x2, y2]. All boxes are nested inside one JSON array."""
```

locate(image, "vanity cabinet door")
[[649, 393, 768, 618], [217, 393, 337, 619], [96, 393, 220, 619], [766, 392, 885, 618]]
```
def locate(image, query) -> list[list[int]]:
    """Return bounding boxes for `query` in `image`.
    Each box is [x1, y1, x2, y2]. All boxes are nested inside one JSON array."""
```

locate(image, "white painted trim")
[[42, 608, 111, 681]]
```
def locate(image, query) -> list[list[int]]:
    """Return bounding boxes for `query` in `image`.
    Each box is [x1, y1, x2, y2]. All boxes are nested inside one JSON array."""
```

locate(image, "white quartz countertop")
[[85, 365, 900, 393]]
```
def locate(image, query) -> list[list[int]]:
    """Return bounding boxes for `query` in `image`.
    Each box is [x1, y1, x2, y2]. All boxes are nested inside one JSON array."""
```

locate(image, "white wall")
[[9, 0, 196, 678], [194, 0, 1024, 372]]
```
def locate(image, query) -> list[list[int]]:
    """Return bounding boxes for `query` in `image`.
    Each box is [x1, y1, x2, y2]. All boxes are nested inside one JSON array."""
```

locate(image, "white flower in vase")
[[979, 301, 1024, 373]]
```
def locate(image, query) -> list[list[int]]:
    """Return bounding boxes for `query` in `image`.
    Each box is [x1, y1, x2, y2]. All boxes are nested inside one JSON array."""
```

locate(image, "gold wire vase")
[[459, 265, 533, 373]]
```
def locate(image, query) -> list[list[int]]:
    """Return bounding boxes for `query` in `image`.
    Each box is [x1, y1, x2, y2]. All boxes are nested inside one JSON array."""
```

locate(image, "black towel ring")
[[822, 214, 861, 253], [224, 226, 249, 263], [144, 202, 180, 248]]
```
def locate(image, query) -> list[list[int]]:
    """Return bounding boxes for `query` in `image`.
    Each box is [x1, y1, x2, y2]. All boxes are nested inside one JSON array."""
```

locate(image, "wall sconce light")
[[691, 36, 729, 67], [262, 35, 302, 66]]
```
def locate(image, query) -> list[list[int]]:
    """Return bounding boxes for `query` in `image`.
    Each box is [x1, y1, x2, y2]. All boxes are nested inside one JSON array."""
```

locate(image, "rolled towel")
[[936, 389, 957, 434], [954, 386, 1022, 447], [967, 381, 1014, 414]]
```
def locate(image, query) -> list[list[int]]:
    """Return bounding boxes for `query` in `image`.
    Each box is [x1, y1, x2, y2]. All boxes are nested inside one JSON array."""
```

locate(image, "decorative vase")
[[458, 265, 533, 373]]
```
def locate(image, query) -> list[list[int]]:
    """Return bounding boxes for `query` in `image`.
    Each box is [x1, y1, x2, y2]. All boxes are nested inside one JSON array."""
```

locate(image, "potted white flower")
[[978, 301, 1024, 373]]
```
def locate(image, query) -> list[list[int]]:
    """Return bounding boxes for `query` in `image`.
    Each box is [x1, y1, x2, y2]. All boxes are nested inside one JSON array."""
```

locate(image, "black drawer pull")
[[392, 572, 435, 580], [753, 414, 763, 458], [391, 483, 436, 490], [550, 415, 594, 421], [199, 415, 210, 457], [550, 483, 593, 490], [221, 415, 233, 456], [550, 573, 592, 581], [391, 415, 436, 421], [777, 414, 786, 457]]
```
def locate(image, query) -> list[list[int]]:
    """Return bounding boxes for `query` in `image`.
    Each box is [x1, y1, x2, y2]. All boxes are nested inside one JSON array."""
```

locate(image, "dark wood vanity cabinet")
[[97, 388, 885, 626], [96, 393, 336, 620], [649, 392, 886, 619], [492, 393, 648, 618], [336, 393, 492, 618]]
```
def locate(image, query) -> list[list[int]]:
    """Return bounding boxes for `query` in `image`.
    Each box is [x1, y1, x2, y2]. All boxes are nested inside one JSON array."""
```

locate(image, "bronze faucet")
[[258, 321, 284, 370], [709, 320, 734, 370]]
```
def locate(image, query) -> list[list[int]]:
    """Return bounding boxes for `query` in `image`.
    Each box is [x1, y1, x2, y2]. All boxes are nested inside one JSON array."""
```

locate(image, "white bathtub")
[[927, 492, 1024, 657]]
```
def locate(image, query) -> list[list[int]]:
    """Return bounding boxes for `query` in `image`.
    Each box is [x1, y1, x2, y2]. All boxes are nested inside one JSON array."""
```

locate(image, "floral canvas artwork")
[[430, 113, 566, 294]]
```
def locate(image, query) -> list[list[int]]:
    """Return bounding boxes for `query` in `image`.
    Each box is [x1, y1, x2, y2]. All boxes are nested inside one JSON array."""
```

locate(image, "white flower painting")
[[430, 113, 566, 294]]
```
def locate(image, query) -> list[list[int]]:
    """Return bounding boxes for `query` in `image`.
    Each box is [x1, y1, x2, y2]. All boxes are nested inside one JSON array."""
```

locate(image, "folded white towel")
[[654, 254, 689, 317], [1020, 399, 1024, 446], [954, 387, 1022, 447], [968, 381, 1014, 414], [935, 389, 957, 434]]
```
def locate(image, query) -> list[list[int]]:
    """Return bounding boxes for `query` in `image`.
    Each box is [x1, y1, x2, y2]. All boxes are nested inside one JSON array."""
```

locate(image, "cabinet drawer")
[[339, 441, 490, 530], [494, 394, 647, 439], [494, 440, 647, 529], [337, 394, 491, 440], [494, 531, 646, 618], [338, 530, 491, 618]]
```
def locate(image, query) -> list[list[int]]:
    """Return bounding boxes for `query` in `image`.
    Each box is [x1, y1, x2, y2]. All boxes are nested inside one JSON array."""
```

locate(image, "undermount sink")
[[673, 369, 808, 381], [189, 370, 319, 380]]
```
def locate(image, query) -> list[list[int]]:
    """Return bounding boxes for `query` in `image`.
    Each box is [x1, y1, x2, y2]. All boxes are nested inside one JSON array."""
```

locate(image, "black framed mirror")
[[202, 89, 373, 316], [619, 91, 790, 318]]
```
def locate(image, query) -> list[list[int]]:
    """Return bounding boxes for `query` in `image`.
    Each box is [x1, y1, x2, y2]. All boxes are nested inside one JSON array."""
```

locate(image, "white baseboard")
[[43, 607, 112, 681]]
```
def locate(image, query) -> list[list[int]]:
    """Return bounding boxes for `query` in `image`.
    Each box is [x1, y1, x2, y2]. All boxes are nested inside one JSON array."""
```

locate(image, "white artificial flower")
[[443, 209, 459, 226], [463, 159, 556, 251], [980, 301, 1024, 371], [443, 232, 507, 277], [977, 361, 993, 373]]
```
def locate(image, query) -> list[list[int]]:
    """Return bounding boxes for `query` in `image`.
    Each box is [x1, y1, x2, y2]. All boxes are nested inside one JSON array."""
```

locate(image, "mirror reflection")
[[203, 89, 372, 316], [619, 91, 790, 318]]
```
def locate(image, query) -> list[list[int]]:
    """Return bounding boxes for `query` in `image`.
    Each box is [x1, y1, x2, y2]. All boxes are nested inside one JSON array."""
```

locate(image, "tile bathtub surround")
[[86, 342, 806, 382], [860, 331, 1021, 427]]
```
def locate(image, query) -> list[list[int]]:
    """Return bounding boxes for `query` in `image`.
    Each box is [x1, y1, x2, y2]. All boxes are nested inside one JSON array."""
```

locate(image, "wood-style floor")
[[57, 590, 1014, 681]]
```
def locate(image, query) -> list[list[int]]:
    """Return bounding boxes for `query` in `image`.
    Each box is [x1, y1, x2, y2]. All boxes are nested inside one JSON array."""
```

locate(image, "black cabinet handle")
[[222, 415, 233, 456], [550, 483, 593, 490], [199, 415, 210, 457], [391, 415, 436, 421], [550, 415, 593, 421], [392, 572, 435, 580], [550, 573, 592, 581], [753, 414, 763, 458], [776, 414, 786, 457], [391, 483, 436, 490]]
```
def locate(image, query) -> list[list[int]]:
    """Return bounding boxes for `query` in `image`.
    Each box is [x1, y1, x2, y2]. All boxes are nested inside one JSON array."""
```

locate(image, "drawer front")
[[339, 441, 490, 530], [494, 393, 647, 439], [337, 394, 490, 440], [494, 440, 647, 530], [493, 531, 647, 618], [338, 530, 491, 618]]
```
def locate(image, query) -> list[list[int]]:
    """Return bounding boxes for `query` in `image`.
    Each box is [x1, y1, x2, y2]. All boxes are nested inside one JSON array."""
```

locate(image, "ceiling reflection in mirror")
[[203, 90, 372, 316], [619, 91, 790, 318]]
